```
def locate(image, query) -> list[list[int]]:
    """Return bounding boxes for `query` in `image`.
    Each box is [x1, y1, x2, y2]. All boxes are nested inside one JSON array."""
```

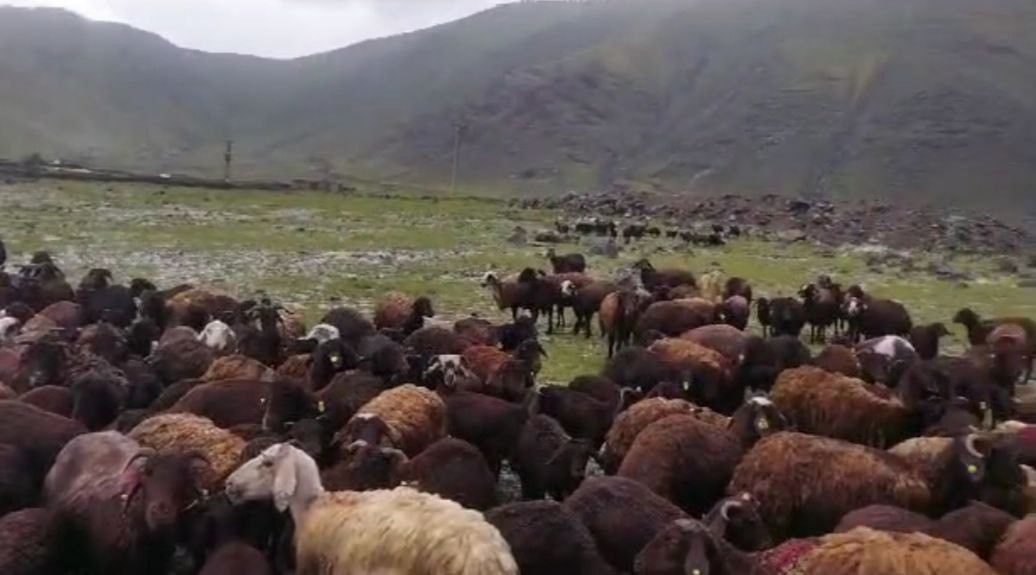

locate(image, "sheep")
[[374, 291, 434, 335], [511, 414, 592, 499], [12, 335, 70, 391], [19, 385, 73, 417], [453, 317, 499, 348], [486, 501, 617, 575], [728, 432, 931, 540], [422, 354, 482, 393], [45, 432, 212, 575], [760, 296, 807, 338], [633, 517, 758, 575], [617, 414, 743, 514], [599, 397, 707, 474], [481, 271, 529, 321], [442, 390, 528, 474], [75, 321, 127, 365], [564, 279, 617, 338], [990, 514, 1036, 575], [496, 316, 537, 351], [128, 413, 245, 488], [648, 338, 741, 414], [909, 322, 951, 360], [462, 340, 545, 401], [0, 443, 35, 517], [812, 344, 862, 378], [800, 283, 840, 343], [535, 384, 627, 446], [316, 371, 386, 435], [225, 443, 519, 575], [717, 295, 750, 330], [602, 345, 680, 394], [834, 504, 935, 535], [150, 335, 215, 386], [599, 288, 650, 358], [563, 476, 687, 573], [198, 319, 237, 355], [309, 338, 360, 390], [514, 268, 565, 333], [793, 527, 997, 575], [931, 501, 1018, 560], [633, 259, 697, 291], [319, 306, 375, 347], [771, 366, 908, 447], [0, 401, 85, 494], [300, 323, 340, 346], [635, 300, 716, 343], [845, 296, 913, 343], [201, 355, 274, 382], [546, 247, 587, 274], [698, 270, 726, 303], [198, 542, 273, 575], [569, 374, 624, 411], [339, 384, 446, 457], [724, 276, 753, 302], [955, 308, 1036, 381], [404, 325, 467, 358], [888, 433, 1027, 515], [0, 315, 19, 344], [0, 507, 57, 575], [169, 378, 318, 432]]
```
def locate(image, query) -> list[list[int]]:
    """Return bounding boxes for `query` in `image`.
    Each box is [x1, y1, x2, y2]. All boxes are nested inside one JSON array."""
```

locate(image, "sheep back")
[[728, 432, 930, 540], [795, 527, 996, 575], [296, 487, 518, 575], [0, 508, 57, 575], [990, 515, 1036, 575], [128, 414, 244, 488], [355, 384, 446, 456], [617, 414, 741, 514], [771, 366, 907, 447], [600, 398, 717, 473], [374, 292, 414, 330], [485, 500, 616, 575], [202, 355, 272, 382]]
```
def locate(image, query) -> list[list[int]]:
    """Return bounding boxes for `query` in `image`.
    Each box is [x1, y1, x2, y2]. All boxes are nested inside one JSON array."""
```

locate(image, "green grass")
[[3, 179, 1036, 382]]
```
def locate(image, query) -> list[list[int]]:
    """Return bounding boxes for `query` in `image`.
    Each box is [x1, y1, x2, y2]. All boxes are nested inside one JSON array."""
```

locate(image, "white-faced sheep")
[[198, 319, 236, 355], [338, 384, 446, 457], [225, 443, 518, 575]]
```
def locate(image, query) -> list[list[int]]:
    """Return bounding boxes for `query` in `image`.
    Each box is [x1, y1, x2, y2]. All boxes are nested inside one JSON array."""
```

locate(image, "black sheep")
[[603, 346, 681, 393], [442, 390, 528, 474], [763, 297, 806, 338], [511, 414, 591, 500], [546, 248, 587, 274], [486, 501, 617, 575]]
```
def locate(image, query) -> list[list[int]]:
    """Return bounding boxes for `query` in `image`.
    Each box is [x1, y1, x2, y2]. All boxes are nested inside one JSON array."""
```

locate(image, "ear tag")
[[318, 401, 326, 413], [967, 464, 979, 475]]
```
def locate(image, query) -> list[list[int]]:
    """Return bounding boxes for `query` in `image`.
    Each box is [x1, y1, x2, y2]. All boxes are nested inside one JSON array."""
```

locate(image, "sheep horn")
[[719, 499, 743, 521], [964, 434, 985, 458]]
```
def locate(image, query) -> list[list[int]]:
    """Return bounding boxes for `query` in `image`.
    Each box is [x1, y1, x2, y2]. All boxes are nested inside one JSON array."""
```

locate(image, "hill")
[[1, 0, 1035, 213]]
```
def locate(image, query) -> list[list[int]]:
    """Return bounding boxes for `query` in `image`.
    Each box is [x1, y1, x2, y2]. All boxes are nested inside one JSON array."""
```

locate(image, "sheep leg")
[[546, 307, 555, 334], [584, 314, 594, 339]]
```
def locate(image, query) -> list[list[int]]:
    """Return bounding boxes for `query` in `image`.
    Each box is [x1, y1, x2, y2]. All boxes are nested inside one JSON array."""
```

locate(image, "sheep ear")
[[272, 450, 298, 512]]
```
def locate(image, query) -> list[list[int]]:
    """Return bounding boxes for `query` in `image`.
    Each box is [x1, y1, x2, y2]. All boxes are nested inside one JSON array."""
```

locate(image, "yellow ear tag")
[[756, 418, 769, 430], [318, 401, 326, 413], [967, 464, 978, 474], [692, 570, 702, 575]]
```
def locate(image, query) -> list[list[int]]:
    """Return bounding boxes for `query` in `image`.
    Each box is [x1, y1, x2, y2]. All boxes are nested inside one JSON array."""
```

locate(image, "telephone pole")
[[223, 140, 234, 184], [449, 121, 467, 194]]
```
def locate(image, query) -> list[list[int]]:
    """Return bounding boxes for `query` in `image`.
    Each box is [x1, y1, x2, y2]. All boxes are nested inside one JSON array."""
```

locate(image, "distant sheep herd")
[[0, 234, 1035, 575]]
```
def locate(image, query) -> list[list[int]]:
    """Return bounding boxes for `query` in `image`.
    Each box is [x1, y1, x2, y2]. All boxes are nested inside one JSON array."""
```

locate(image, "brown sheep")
[[990, 514, 1036, 575], [0, 507, 58, 575], [564, 280, 617, 338], [794, 527, 997, 575], [404, 326, 467, 357], [150, 336, 215, 386], [771, 366, 908, 447], [481, 272, 529, 321], [617, 414, 742, 514], [316, 371, 386, 433], [339, 384, 446, 457], [201, 355, 273, 382], [600, 289, 650, 358], [374, 291, 433, 334], [680, 324, 748, 365], [633, 259, 697, 291], [909, 322, 951, 360], [128, 413, 245, 489], [442, 390, 529, 474], [635, 300, 714, 344], [563, 476, 687, 573], [486, 500, 617, 575], [718, 295, 751, 331], [811, 345, 862, 378], [647, 338, 740, 414], [954, 307, 1036, 381], [275, 354, 313, 384], [453, 317, 499, 348], [169, 377, 319, 432], [20, 385, 73, 417], [599, 398, 722, 474], [36, 301, 82, 338], [728, 432, 930, 541]]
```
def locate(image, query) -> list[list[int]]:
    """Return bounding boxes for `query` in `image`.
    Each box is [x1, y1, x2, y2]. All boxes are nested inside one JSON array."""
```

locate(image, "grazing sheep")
[[462, 340, 545, 401], [771, 366, 908, 447], [648, 337, 740, 414], [511, 414, 592, 499], [546, 248, 587, 274], [340, 384, 446, 457], [617, 414, 742, 514], [128, 413, 245, 488], [564, 279, 617, 338], [198, 319, 237, 355], [225, 443, 519, 575], [563, 476, 687, 573], [910, 323, 951, 360], [442, 390, 528, 474], [599, 398, 705, 474], [990, 514, 1036, 575], [800, 283, 841, 344], [812, 344, 862, 378], [793, 527, 997, 575], [728, 432, 930, 540], [515, 268, 564, 333], [633, 259, 696, 291], [0, 507, 57, 575], [955, 308, 1036, 381], [486, 500, 616, 575]]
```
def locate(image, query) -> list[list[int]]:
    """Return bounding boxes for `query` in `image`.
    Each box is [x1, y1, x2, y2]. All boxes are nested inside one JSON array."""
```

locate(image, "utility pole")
[[449, 121, 467, 194], [223, 140, 234, 184]]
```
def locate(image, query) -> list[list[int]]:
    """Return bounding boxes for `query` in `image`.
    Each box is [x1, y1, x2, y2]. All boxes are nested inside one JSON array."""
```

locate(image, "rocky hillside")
[[1, 0, 1035, 214]]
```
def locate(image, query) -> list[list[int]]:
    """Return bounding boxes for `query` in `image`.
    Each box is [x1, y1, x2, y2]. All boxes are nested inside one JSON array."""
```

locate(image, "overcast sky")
[[2, 0, 503, 58]]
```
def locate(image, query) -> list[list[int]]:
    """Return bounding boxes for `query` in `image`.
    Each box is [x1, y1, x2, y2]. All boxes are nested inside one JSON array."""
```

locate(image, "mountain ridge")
[[1, 1, 1035, 214]]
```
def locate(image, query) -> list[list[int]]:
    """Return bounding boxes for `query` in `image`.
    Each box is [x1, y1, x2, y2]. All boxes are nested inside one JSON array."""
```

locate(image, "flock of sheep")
[[0, 235, 1035, 575]]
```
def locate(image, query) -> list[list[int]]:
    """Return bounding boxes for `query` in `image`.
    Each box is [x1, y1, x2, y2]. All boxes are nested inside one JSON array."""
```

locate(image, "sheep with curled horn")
[[224, 443, 518, 575]]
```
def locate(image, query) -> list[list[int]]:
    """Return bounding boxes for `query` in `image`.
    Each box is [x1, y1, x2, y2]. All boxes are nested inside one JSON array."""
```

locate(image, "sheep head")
[[226, 442, 321, 514], [121, 450, 211, 532]]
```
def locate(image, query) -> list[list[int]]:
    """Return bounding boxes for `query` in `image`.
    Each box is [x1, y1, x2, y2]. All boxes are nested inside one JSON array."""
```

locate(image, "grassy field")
[[3, 179, 1036, 382]]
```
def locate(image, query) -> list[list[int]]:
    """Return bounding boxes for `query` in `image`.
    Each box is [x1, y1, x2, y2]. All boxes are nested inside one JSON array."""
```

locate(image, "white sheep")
[[197, 320, 236, 354], [225, 443, 518, 575]]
